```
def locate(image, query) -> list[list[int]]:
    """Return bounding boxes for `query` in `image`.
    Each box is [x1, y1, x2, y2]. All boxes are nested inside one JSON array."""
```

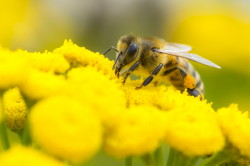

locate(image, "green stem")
[[166, 148, 177, 166], [125, 157, 132, 166], [154, 146, 164, 166], [0, 121, 10, 150], [175, 152, 191, 166], [186, 157, 202, 166], [142, 153, 155, 166], [200, 150, 234, 166], [21, 120, 31, 145]]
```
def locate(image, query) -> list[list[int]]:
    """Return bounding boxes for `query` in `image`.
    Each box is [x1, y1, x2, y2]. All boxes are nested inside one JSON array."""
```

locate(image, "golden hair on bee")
[[103, 34, 221, 100]]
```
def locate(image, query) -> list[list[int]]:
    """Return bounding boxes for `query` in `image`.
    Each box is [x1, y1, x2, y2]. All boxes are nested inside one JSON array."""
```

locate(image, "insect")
[[103, 34, 221, 99]]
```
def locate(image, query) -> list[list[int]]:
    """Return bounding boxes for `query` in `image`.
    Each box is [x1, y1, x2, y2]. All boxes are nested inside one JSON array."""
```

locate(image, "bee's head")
[[113, 35, 139, 77]]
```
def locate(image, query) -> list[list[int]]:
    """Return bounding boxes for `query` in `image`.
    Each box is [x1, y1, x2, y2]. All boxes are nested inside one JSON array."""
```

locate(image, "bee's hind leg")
[[187, 88, 203, 100], [136, 63, 163, 89], [177, 67, 203, 100]]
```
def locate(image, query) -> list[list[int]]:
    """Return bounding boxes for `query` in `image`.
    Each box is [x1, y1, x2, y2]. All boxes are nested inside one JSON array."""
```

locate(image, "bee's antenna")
[[102, 46, 119, 55]]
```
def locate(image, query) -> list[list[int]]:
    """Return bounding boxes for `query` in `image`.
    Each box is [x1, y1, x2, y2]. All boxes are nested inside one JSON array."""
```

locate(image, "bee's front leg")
[[122, 61, 140, 84], [136, 63, 163, 89]]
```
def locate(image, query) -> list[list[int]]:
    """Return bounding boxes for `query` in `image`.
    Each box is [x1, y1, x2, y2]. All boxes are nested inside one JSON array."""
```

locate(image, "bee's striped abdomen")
[[162, 57, 205, 95]]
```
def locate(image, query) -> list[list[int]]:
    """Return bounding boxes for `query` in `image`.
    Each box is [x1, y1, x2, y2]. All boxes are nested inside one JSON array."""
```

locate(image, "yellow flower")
[[163, 107, 225, 156], [217, 104, 250, 157], [0, 145, 66, 166], [30, 95, 102, 163], [65, 67, 126, 128], [26, 51, 70, 73], [20, 70, 67, 100], [0, 48, 30, 89], [104, 105, 166, 158], [53, 40, 114, 78], [2, 87, 27, 131]]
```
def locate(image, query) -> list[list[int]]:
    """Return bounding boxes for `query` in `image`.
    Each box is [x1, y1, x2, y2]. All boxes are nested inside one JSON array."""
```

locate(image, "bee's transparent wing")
[[165, 43, 192, 52], [155, 49, 221, 69]]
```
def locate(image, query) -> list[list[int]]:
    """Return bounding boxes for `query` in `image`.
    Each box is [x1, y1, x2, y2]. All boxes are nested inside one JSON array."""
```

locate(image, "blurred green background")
[[1, 0, 250, 110]]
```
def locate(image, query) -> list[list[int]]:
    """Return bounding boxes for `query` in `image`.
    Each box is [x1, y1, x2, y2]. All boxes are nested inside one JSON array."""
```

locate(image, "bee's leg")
[[177, 67, 203, 100], [187, 88, 203, 100], [122, 61, 140, 84], [136, 63, 163, 89], [102, 46, 119, 55]]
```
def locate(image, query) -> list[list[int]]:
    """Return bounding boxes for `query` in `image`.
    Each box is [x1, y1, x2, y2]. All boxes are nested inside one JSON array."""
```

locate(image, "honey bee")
[[103, 35, 221, 99]]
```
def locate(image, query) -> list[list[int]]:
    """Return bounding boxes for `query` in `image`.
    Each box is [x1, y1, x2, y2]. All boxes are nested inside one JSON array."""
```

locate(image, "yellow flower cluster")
[[0, 146, 66, 166], [0, 40, 249, 165], [2, 87, 27, 131]]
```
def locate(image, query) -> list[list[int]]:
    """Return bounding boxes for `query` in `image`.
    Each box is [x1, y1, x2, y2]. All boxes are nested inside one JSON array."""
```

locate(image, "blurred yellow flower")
[[0, 145, 66, 166], [2, 87, 27, 131], [0, 0, 29, 46], [163, 107, 225, 156], [217, 104, 250, 157], [0, 48, 30, 89], [104, 105, 166, 158], [20, 70, 67, 100], [172, 10, 250, 73], [54, 40, 114, 78], [30, 95, 102, 163]]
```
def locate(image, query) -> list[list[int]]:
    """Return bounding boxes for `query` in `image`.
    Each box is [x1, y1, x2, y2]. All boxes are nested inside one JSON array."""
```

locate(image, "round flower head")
[[30, 95, 102, 163], [3, 87, 27, 131], [0, 146, 66, 166], [217, 104, 250, 157], [104, 105, 166, 158], [20, 70, 67, 100], [53, 40, 114, 78], [66, 67, 126, 128], [0, 49, 29, 89], [163, 107, 225, 156]]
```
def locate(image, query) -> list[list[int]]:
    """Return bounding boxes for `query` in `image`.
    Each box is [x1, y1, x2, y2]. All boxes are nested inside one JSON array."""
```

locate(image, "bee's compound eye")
[[127, 43, 138, 55]]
